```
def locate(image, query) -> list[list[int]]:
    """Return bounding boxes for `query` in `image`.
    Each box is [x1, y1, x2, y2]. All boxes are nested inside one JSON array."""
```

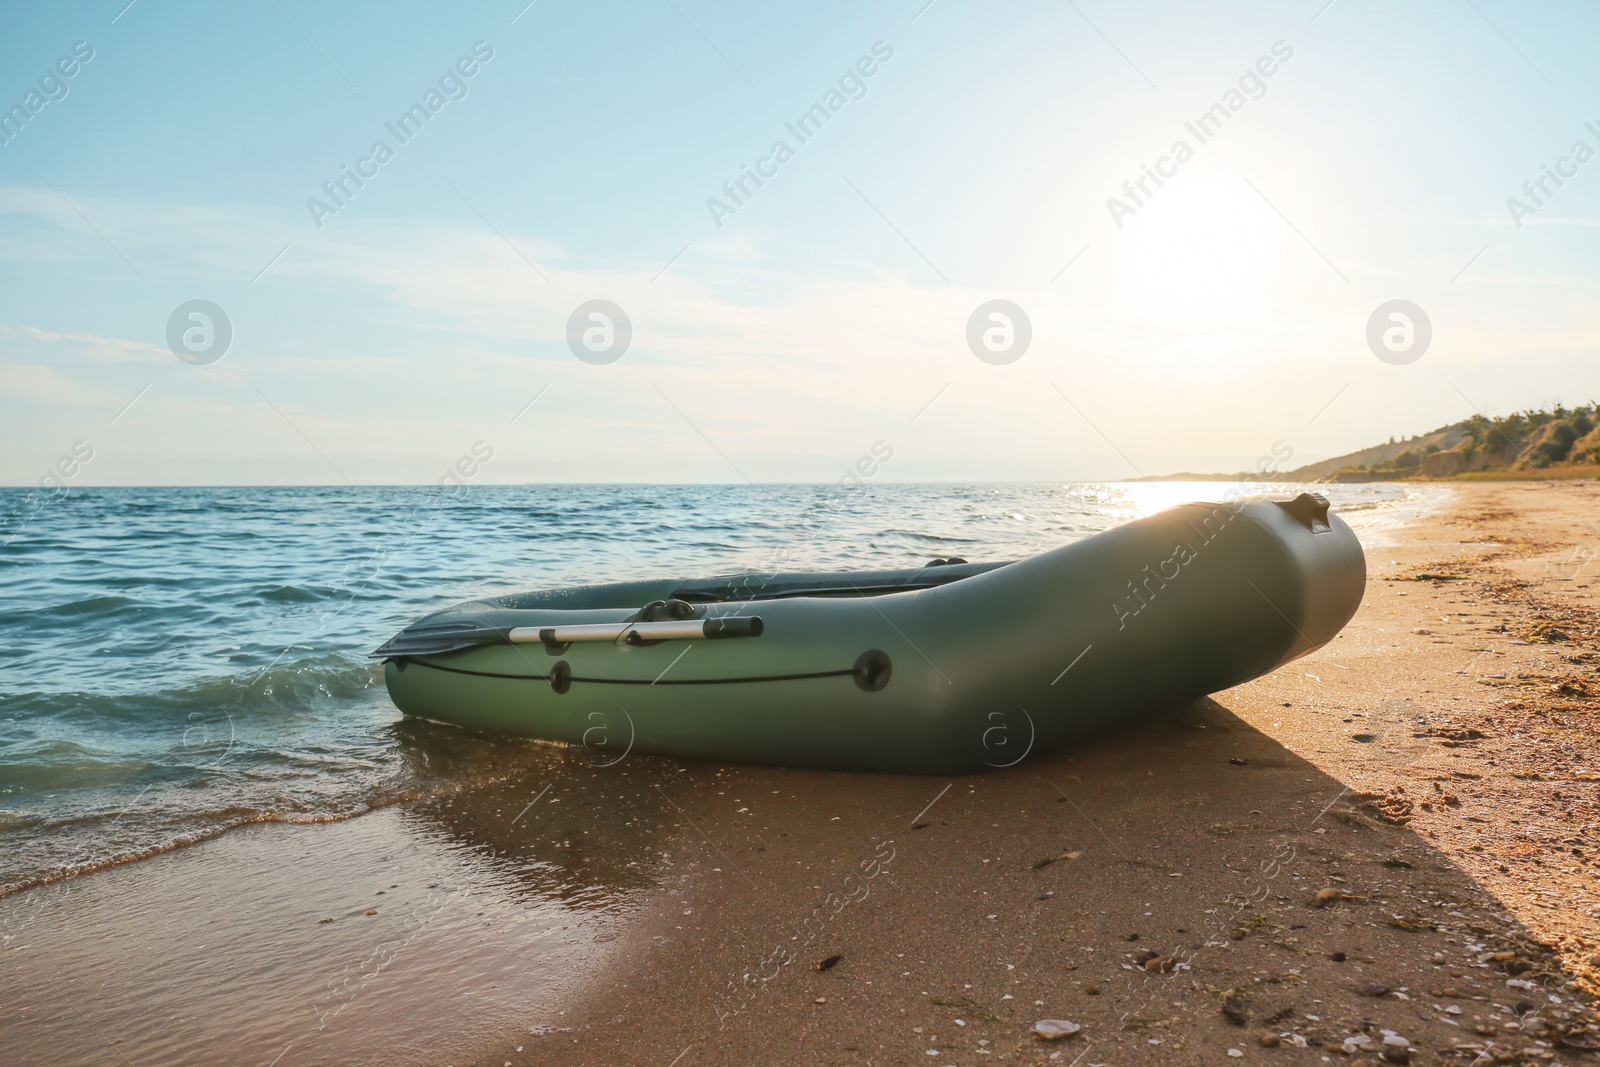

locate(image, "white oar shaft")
[[509, 621, 699, 643], [507, 617, 762, 645]]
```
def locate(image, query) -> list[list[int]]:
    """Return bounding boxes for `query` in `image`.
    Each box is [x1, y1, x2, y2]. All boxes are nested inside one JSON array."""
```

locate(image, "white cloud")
[[5, 324, 167, 362]]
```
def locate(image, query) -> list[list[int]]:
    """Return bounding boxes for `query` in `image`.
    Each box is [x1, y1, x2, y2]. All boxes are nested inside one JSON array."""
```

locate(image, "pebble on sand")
[[1310, 887, 1348, 907]]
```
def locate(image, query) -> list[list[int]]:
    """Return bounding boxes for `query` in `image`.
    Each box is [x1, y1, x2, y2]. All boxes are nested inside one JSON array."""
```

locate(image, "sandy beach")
[[4, 482, 1598, 1066]]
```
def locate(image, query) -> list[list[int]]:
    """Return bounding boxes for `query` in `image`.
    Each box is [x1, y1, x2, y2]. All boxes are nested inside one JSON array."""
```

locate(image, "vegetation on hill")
[[1327, 403, 1600, 481], [1152, 403, 1600, 482]]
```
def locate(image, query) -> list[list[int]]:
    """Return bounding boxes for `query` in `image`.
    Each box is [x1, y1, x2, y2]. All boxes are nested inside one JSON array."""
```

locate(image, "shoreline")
[[4, 482, 1598, 1065]]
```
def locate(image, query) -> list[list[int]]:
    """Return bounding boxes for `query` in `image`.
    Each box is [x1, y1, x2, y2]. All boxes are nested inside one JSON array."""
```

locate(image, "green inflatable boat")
[[375, 493, 1364, 774]]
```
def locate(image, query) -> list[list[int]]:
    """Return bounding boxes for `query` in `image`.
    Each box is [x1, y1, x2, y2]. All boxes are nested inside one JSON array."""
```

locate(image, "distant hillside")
[[1154, 403, 1600, 482], [1288, 424, 1473, 482]]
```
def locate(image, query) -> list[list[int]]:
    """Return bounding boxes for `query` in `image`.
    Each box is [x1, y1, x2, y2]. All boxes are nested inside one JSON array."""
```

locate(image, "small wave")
[[0, 794, 413, 899], [0, 741, 544, 900], [39, 594, 139, 617], [0, 742, 154, 789], [96, 575, 195, 590], [5, 655, 384, 726], [876, 528, 983, 544], [255, 584, 335, 603]]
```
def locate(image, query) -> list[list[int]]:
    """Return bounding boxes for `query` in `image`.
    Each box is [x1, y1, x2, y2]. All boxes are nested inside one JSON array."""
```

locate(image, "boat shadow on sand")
[[390, 715, 679, 909]]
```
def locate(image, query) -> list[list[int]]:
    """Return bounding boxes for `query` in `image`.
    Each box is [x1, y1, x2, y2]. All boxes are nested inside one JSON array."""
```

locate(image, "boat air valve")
[[549, 660, 572, 694], [853, 649, 892, 692]]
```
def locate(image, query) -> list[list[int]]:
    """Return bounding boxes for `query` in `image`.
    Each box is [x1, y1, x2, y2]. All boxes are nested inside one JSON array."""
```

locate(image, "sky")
[[3, 0, 1598, 486]]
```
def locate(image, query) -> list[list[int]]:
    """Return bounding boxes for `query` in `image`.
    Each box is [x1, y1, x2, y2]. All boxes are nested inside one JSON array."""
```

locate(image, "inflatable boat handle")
[[509, 617, 764, 645]]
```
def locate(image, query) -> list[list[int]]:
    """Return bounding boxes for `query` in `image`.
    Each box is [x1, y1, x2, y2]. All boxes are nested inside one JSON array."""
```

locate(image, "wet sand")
[[4, 482, 1598, 1065]]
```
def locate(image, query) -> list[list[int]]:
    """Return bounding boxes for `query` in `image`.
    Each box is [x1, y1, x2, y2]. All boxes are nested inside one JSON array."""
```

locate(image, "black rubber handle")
[[704, 616, 764, 639]]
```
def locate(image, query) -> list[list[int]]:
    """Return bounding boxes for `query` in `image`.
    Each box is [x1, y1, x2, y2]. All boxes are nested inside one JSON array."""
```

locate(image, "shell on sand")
[[1032, 1020, 1082, 1040]]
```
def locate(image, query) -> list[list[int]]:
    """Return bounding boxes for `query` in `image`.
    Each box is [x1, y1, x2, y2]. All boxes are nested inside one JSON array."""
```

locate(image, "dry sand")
[[3, 482, 1598, 1066]]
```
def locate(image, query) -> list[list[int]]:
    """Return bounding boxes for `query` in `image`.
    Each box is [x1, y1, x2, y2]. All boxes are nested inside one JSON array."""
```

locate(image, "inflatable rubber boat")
[[374, 493, 1364, 774]]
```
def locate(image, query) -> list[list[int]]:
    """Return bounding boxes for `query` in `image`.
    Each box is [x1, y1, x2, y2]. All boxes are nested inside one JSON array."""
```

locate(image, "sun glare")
[[1103, 166, 1295, 360], [1107, 479, 1242, 519]]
